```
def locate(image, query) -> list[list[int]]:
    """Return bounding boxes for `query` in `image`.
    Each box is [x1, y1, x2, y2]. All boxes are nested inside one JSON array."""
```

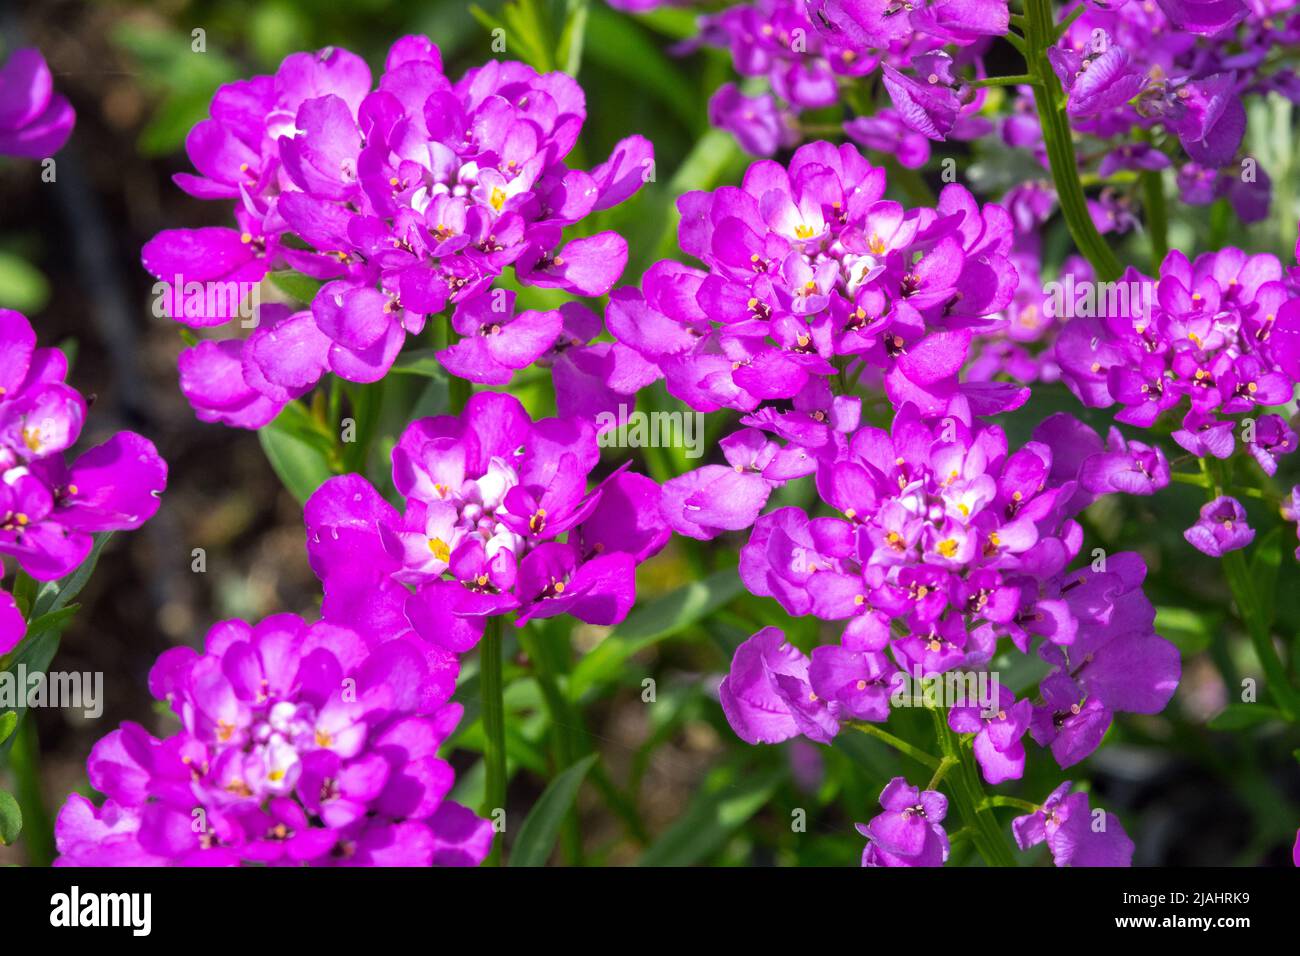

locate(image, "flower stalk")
[[1022, 0, 1123, 281], [480, 614, 509, 865]]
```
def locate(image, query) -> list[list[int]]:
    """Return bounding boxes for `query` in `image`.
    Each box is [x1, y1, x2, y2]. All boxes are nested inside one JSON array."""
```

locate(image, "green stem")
[[1141, 168, 1169, 268], [1022, 0, 1122, 281], [845, 720, 941, 769], [518, 625, 584, 865], [480, 616, 508, 865], [971, 74, 1035, 88], [9, 717, 54, 865], [932, 708, 1018, 867], [1202, 459, 1300, 720], [979, 795, 1040, 813]]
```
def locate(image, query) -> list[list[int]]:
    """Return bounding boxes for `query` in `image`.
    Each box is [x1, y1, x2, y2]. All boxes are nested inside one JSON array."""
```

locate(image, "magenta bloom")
[[144, 36, 651, 427], [1013, 782, 1134, 867], [609, 143, 1019, 419], [55, 614, 491, 866], [1283, 486, 1300, 561], [0, 310, 167, 592], [856, 776, 950, 868], [0, 48, 74, 158], [0, 589, 23, 657], [718, 403, 1179, 775], [305, 392, 667, 642], [1184, 495, 1254, 557]]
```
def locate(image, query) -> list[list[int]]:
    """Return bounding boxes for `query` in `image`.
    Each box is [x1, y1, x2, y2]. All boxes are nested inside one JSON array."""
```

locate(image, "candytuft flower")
[[857, 776, 950, 867], [145, 36, 651, 427], [0, 48, 75, 159], [54, 615, 491, 866], [0, 310, 167, 600]]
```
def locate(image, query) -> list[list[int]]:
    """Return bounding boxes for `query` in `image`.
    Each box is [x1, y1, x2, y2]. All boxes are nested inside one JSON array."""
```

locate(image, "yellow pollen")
[[22, 427, 41, 452], [794, 224, 816, 239], [937, 539, 959, 558], [428, 537, 451, 562], [553, 580, 566, 594], [489, 186, 507, 211], [268, 769, 286, 782], [855, 680, 868, 691], [844, 508, 856, 520], [240, 232, 253, 244], [853, 594, 866, 606], [16, 514, 28, 526], [1012, 491, 1023, 501], [958, 503, 970, 517], [869, 234, 886, 255], [67, 484, 78, 495], [1247, 382, 1258, 393], [315, 730, 332, 747], [389, 177, 400, 187]]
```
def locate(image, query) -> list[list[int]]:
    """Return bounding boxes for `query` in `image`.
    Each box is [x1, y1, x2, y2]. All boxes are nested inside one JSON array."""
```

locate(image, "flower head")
[[856, 776, 950, 867], [0, 48, 74, 159], [55, 615, 491, 866], [0, 311, 167, 604]]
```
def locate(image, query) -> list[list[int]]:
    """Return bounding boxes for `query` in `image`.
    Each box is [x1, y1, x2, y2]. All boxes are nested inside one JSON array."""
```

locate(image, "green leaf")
[[33, 532, 114, 618], [388, 349, 448, 378], [570, 567, 743, 698], [0, 791, 20, 846], [509, 754, 598, 867], [1208, 703, 1283, 731], [258, 402, 337, 504], [585, 5, 701, 131], [0, 711, 15, 746], [267, 269, 322, 305], [637, 761, 784, 866], [1154, 605, 1213, 655], [0, 252, 51, 313]]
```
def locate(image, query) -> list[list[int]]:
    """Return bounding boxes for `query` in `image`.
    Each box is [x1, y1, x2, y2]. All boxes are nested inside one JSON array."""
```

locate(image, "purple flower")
[[145, 36, 651, 427], [1282, 486, 1300, 561], [608, 142, 1019, 431], [1244, 414, 1297, 476], [708, 84, 796, 158], [719, 627, 839, 745], [949, 684, 1032, 784], [1155, 0, 1248, 36], [54, 616, 491, 866], [1013, 782, 1134, 866], [1184, 495, 1254, 556], [0, 588, 24, 656], [0, 310, 168, 580], [0, 48, 75, 159], [856, 776, 949, 867], [306, 392, 667, 638]]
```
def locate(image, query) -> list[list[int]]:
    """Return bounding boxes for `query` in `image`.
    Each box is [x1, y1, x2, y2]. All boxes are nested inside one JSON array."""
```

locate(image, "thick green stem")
[[1022, 0, 1122, 281], [1201, 459, 1300, 720], [932, 708, 1018, 867], [1141, 169, 1169, 268], [480, 616, 508, 865], [10, 717, 54, 865]]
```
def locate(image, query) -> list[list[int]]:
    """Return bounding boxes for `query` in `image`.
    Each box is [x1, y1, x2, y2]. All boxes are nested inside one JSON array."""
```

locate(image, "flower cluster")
[[1027, 0, 1298, 222], [719, 403, 1181, 782], [1057, 247, 1300, 555], [0, 48, 74, 159], [54, 614, 492, 866], [304, 391, 669, 644], [0, 310, 168, 653], [856, 776, 949, 867], [1011, 781, 1134, 867], [144, 35, 651, 427]]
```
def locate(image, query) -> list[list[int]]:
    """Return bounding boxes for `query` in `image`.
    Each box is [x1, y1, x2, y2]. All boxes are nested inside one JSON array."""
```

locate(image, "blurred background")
[[1, 0, 1297, 866]]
